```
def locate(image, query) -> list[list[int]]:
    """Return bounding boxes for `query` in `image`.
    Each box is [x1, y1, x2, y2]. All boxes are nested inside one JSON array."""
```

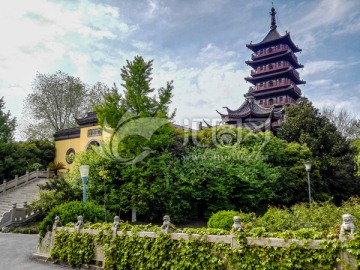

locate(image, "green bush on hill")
[[39, 201, 105, 239]]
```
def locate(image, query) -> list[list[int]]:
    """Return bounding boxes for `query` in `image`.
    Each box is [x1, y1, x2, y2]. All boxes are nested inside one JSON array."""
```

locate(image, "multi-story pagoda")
[[217, 6, 305, 132]]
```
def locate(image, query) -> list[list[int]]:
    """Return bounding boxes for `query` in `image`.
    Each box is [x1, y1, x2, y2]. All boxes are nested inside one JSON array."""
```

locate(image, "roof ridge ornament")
[[270, 4, 277, 30]]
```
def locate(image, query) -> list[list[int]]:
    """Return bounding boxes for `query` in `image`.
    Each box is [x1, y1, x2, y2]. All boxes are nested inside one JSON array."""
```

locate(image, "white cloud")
[[198, 44, 236, 64], [302, 60, 342, 77], [294, 0, 356, 33], [309, 79, 332, 87]]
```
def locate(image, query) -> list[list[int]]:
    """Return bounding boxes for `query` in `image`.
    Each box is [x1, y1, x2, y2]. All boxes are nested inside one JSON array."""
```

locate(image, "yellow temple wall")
[[54, 125, 110, 171]]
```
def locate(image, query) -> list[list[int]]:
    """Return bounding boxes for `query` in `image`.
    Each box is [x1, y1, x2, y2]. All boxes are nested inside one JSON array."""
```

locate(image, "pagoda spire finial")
[[270, 3, 277, 30]]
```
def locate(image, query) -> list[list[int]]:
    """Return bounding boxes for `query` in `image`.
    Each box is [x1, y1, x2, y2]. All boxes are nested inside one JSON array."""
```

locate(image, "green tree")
[[95, 56, 175, 127], [0, 140, 55, 182], [279, 97, 359, 203], [22, 71, 87, 139], [0, 97, 16, 143], [22, 72, 112, 140], [93, 56, 177, 220]]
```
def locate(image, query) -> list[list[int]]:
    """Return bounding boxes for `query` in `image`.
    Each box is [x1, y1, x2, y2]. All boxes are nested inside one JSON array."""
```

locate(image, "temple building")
[[217, 6, 305, 132], [53, 112, 110, 170]]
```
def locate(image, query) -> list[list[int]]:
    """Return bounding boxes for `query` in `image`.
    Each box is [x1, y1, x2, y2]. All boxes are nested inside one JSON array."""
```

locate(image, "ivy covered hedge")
[[49, 223, 347, 270]]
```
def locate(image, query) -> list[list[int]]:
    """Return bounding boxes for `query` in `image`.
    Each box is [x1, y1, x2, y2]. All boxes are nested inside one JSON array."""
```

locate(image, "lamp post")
[[304, 161, 312, 205], [79, 165, 90, 202]]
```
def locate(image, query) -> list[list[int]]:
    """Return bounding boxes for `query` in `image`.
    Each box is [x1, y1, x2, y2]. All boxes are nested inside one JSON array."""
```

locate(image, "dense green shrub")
[[0, 139, 55, 182], [39, 201, 105, 239], [31, 177, 82, 214], [256, 199, 360, 234], [207, 210, 240, 230]]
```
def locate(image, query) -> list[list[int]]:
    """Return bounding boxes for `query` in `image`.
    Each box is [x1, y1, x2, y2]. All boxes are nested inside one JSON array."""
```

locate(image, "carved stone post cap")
[[233, 216, 241, 221], [55, 216, 60, 222], [114, 216, 120, 222], [12, 203, 17, 208], [232, 216, 243, 232], [163, 215, 170, 221]]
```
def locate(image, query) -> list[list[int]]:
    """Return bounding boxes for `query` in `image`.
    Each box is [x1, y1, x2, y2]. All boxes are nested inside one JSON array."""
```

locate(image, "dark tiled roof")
[[75, 111, 98, 127], [245, 67, 306, 85], [219, 96, 273, 119], [261, 29, 282, 43], [54, 127, 80, 141], [246, 32, 301, 53], [250, 85, 302, 99]]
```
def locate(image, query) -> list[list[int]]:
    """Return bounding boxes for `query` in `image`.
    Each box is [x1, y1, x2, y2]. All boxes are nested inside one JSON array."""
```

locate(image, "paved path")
[[0, 233, 67, 270]]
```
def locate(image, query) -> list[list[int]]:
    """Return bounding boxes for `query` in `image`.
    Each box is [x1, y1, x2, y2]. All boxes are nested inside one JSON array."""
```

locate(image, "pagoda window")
[[269, 81, 274, 87], [259, 82, 263, 87], [269, 64, 274, 69], [259, 100, 263, 105], [260, 65, 264, 70], [277, 61, 282, 66], [279, 97, 283, 103], [269, 98, 274, 105], [268, 47, 273, 53]]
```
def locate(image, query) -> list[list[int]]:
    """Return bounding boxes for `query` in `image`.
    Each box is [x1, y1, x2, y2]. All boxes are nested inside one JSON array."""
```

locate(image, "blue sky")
[[0, 0, 359, 132]]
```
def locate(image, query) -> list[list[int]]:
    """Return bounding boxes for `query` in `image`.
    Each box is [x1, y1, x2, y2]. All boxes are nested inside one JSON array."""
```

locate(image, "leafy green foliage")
[[207, 210, 257, 230], [31, 177, 82, 214], [279, 97, 360, 203], [0, 97, 16, 143], [51, 230, 94, 268], [48, 222, 342, 270], [39, 201, 105, 239], [0, 139, 55, 182], [94, 56, 176, 164], [207, 210, 241, 230], [66, 124, 314, 222], [48, 161, 66, 176]]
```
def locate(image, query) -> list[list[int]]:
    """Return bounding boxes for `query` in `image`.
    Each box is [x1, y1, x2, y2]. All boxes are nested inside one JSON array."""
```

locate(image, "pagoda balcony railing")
[[251, 62, 291, 76], [249, 79, 302, 95], [259, 96, 296, 108], [251, 44, 289, 60]]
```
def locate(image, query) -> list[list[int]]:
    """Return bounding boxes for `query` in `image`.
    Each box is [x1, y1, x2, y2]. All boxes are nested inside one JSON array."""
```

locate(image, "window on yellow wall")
[[66, 148, 75, 164], [88, 129, 102, 137], [86, 140, 100, 152]]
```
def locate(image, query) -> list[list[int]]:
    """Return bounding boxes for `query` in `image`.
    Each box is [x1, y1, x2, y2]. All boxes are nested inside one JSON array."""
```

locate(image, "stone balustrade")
[[0, 169, 54, 195], [0, 202, 38, 228], [35, 214, 358, 270]]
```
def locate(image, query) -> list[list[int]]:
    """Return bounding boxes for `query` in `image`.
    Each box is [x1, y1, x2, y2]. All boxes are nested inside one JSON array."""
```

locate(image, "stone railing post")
[[36, 168, 39, 178], [10, 203, 17, 222], [339, 214, 357, 269], [111, 216, 120, 236], [47, 168, 50, 178], [160, 215, 172, 233], [75, 216, 84, 232], [3, 180, 7, 193], [26, 171, 30, 182], [53, 216, 60, 230], [15, 175, 18, 187]]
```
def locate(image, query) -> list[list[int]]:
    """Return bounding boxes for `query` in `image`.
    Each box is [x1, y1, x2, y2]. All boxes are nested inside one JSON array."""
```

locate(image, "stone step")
[[0, 178, 49, 224]]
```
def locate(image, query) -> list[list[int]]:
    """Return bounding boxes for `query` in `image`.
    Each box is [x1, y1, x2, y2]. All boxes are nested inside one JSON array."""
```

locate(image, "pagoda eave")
[[245, 69, 306, 85], [251, 86, 301, 99], [246, 32, 301, 53], [245, 50, 304, 69]]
